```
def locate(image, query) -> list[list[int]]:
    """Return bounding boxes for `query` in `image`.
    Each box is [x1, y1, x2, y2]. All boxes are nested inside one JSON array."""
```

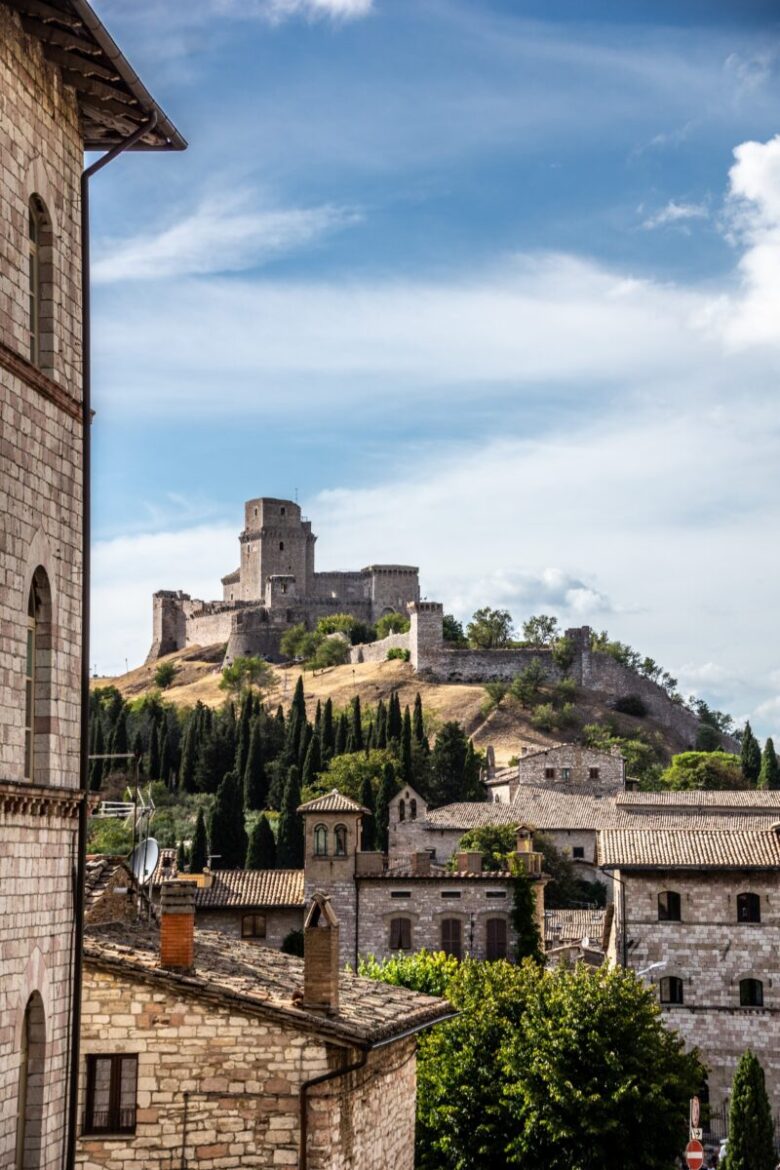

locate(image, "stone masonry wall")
[[78, 965, 417, 1170], [614, 869, 780, 1113], [349, 631, 410, 664], [514, 745, 625, 796], [196, 907, 303, 947]]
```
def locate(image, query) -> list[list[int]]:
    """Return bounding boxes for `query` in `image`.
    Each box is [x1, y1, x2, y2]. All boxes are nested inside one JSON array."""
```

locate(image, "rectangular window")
[[544, 767, 555, 779], [441, 918, 462, 960], [441, 891, 462, 899], [241, 914, 267, 939], [486, 891, 507, 899], [390, 918, 412, 950], [84, 1055, 137, 1134], [589, 767, 600, 780], [572, 847, 585, 860], [486, 917, 508, 961], [390, 891, 411, 899], [561, 767, 571, 781]]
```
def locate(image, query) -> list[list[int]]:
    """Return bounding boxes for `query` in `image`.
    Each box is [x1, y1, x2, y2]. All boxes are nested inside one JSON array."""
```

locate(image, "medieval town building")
[[0, 1, 183, 1165]]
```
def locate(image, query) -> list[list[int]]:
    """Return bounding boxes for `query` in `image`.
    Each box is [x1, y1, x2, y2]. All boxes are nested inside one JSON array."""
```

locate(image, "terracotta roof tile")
[[616, 790, 780, 809], [84, 925, 453, 1047], [544, 909, 606, 946], [598, 828, 780, 869], [194, 869, 304, 909], [298, 789, 369, 814], [84, 855, 135, 910]]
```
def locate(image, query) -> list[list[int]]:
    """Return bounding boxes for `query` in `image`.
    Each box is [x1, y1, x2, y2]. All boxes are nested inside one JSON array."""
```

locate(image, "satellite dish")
[[129, 838, 159, 886]]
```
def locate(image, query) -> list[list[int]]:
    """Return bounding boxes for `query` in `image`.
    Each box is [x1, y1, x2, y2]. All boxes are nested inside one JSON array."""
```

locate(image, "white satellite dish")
[[129, 838, 159, 886]]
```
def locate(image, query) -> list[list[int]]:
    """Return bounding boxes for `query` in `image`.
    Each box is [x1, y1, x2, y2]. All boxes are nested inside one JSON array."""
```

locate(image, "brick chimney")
[[514, 825, 543, 877], [411, 851, 431, 877], [160, 880, 196, 972], [455, 851, 483, 875], [302, 892, 340, 1016]]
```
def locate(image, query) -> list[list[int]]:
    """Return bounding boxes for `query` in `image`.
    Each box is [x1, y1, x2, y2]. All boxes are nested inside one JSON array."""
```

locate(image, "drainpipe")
[[66, 111, 158, 1170]]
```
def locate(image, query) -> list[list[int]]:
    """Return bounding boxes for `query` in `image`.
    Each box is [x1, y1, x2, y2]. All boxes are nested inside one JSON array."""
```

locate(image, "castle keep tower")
[[225, 498, 316, 603]]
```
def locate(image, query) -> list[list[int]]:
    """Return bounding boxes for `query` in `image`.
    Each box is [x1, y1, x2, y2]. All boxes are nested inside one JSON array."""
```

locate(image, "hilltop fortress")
[[146, 497, 420, 664]]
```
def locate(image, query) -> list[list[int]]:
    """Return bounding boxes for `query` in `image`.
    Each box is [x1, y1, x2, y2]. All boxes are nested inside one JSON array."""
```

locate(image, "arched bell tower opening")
[[15, 992, 46, 1170]]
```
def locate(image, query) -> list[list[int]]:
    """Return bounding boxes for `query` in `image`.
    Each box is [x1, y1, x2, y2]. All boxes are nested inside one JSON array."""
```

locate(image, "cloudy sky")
[[89, 0, 780, 737]]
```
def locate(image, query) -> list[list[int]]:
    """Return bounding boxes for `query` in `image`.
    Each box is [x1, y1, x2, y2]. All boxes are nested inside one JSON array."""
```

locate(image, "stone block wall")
[[349, 631, 410, 664], [78, 965, 417, 1170], [195, 907, 303, 947], [514, 745, 625, 797]]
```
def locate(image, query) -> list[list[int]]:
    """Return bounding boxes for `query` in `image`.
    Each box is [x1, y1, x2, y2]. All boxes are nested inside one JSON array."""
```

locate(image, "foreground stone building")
[[78, 884, 452, 1170], [0, 2, 182, 1166], [147, 497, 420, 663]]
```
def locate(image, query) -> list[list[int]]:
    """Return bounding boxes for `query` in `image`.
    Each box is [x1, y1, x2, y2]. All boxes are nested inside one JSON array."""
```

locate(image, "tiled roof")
[[425, 803, 526, 830], [616, 790, 780, 809], [598, 828, 780, 870], [194, 870, 304, 909], [545, 909, 606, 946], [298, 789, 369, 814], [151, 848, 179, 886], [84, 925, 454, 1047], [85, 855, 135, 910]]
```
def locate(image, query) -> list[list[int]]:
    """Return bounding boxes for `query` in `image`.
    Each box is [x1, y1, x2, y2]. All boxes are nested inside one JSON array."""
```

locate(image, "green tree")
[[375, 761, 396, 853], [412, 693, 426, 745], [401, 706, 413, 781], [375, 612, 411, 638], [758, 737, 780, 791], [219, 655, 276, 698], [235, 694, 253, 778], [153, 660, 177, 689], [190, 807, 208, 873], [280, 622, 317, 661], [159, 727, 174, 786], [277, 766, 304, 867], [741, 721, 762, 785], [178, 723, 197, 793], [466, 606, 513, 649], [660, 751, 745, 791], [351, 695, 364, 751], [322, 750, 396, 803], [428, 722, 481, 807], [724, 1050, 775, 1170], [109, 707, 128, 765], [246, 813, 277, 869], [176, 840, 188, 872], [208, 771, 247, 870], [509, 659, 547, 708], [551, 636, 575, 672], [388, 692, 402, 741], [301, 733, 322, 790], [455, 825, 516, 871], [695, 722, 722, 752], [358, 950, 459, 997], [511, 863, 543, 963], [244, 722, 268, 810], [308, 637, 349, 670], [321, 698, 335, 758], [442, 614, 466, 645], [147, 722, 161, 780], [522, 614, 559, 646]]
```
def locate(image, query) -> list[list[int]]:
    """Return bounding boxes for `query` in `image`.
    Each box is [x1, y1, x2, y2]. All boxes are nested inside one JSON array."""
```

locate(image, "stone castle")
[[147, 497, 420, 663]]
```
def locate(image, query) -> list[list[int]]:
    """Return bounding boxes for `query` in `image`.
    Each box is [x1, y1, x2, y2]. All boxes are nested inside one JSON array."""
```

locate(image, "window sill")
[[81, 1131, 137, 1141]]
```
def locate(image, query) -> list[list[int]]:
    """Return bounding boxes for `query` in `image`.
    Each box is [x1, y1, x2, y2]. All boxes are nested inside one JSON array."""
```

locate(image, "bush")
[[281, 929, 304, 957], [386, 647, 410, 662], [358, 950, 459, 997], [613, 694, 648, 717], [509, 660, 547, 707], [308, 637, 350, 670], [552, 676, 576, 704], [530, 702, 576, 732], [153, 661, 177, 689], [551, 635, 575, 671], [220, 655, 276, 696]]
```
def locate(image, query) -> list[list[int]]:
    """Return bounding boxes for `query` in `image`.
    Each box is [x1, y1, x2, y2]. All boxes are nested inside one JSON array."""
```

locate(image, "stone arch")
[[27, 193, 55, 373], [15, 990, 47, 1170]]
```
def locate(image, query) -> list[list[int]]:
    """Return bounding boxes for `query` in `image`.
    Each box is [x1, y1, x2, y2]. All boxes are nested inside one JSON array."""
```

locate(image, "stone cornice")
[[0, 779, 84, 818], [0, 339, 82, 422]]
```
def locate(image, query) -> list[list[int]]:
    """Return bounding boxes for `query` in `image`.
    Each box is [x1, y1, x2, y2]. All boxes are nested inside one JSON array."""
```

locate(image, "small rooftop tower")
[[303, 892, 340, 1016]]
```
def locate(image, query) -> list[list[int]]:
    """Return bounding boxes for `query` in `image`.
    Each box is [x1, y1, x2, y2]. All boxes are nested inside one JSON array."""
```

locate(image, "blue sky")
[[89, 0, 780, 739]]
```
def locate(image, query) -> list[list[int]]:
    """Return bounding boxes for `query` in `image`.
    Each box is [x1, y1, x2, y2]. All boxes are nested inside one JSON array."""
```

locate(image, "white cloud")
[[261, 0, 373, 19], [722, 134, 780, 348], [92, 191, 356, 283], [642, 199, 709, 230]]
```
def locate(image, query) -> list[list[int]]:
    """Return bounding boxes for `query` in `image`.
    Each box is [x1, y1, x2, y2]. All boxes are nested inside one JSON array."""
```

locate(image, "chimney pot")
[[160, 880, 196, 972]]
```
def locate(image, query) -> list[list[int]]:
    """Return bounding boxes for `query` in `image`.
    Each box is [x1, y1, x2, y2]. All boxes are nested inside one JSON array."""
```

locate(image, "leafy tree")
[[534, 834, 606, 908], [360, 774, 376, 850], [741, 722, 762, 785], [358, 950, 459, 997], [246, 814, 277, 869], [660, 751, 745, 791], [277, 766, 304, 867], [551, 636, 575, 672], [724, 1050, 775, 1170], [244, 722, 268, 810], [759, 737, 780, 791], [153, 660, 176, 689], [582, 722, 664, 787], [375, 611, 411, 639], [466, 606, 513, 649], [308, 637, 349, 670], [442, 614, 466, 645], [280, 623, 317, 661], [220, 655, 276, 697], [281, 929, 304, 956], [321, 749, 396, 803], [208, 771, 247, 870], [522, 614, 559, 646], [511, 863, 543, 963], [455, 825, 516, 871], [509, 660, 547, 708], [428, 722, 482, 807], [89, 719, 105, 791], [190, 807, 208, 873], [375, 761, 396, 853]]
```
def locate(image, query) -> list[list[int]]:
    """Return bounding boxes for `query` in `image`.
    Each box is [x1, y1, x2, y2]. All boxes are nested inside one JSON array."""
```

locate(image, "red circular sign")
[[685, 1139, 704, 1170]]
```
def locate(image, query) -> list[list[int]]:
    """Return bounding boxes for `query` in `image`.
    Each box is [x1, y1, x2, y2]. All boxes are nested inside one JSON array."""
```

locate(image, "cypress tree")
[[277, 766, 304, 868], [176, 840, 188, 872], [322, 698, 335, 757], [132, 731, 144, 777], [208, 771, 247, 870], [401, 706, 413, 781], [148, 722, 161, 779], [413, 693, 425, 745], [386, 693, 400, 740], [334, 713, 349, 756], [375, 762, 396, 854], [375, 700, 387, 750], [351, 695, 364, 751], [190, 807, 208, 873], [360, 775, 376, 850], [463, 740, 482, 800], [110, 707, 128, 766], [298, 721, 313, 769], [365, 724, 375, 753], [89, 719, 105, 791], [179, 724, 197, 793], [741, 722, 762, 785], [724, 1050, 775, 1170], [301, 734, 322, 791], [244, 722, 268, 810], [246, 814, 277, 869], [286, 706, 303, 765], [159, 727, 174, 787], [291, 675, 306, 722], [511, 864, 544, 964], [313, 700, 322, 737], [274, 704, 286, 742], [758, 738, 780, 791], [236, 694, 252, 778]]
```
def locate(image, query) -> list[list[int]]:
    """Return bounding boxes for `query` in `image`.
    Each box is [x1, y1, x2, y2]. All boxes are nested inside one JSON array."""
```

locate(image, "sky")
[[89, 0, 780, 739]]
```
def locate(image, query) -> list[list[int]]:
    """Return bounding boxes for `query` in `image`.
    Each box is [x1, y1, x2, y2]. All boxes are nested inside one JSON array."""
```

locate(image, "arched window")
[[15, 993, 45, 1170], [659, 976, 684, 1005], [334, 824, 348, 857], [486, 917, 507, 961], [441, 918, 462, 960], [410, 799, 417, 820], [657, 891, 681, 922], [313, 824, 328, 857], [28, 196, 53, 371], [389, 917, 412, 950], [737, 892, 761, 924], [740, 978, 764, 1007], [398, 799, 406, 822], [25, 569, 52, 783]]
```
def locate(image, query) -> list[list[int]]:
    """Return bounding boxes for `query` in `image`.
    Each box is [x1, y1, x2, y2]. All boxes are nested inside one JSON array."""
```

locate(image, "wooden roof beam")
[[59, 68, 139, 106], [42, 43, 121, 82], [20, 15, 101, 54], [4, 0, 83, 29]]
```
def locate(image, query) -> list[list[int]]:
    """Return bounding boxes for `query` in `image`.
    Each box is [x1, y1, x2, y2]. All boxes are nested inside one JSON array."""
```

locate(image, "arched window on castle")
[[28, 196, 53, 372], [659, 976, 684, 1005], [398, 799, 405, 822], [737, 892, 760, 924], [334, 824, 348, 857], [15, 992, 46, 1169], [25, 568, 52, 783], [740, 978, 763, 1008], [313, 824, 328, 857]]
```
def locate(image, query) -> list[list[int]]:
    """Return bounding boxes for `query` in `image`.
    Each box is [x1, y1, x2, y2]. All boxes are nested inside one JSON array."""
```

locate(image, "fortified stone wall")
[[349, 631, 410, 664], [78, 965, 416, 1170]]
